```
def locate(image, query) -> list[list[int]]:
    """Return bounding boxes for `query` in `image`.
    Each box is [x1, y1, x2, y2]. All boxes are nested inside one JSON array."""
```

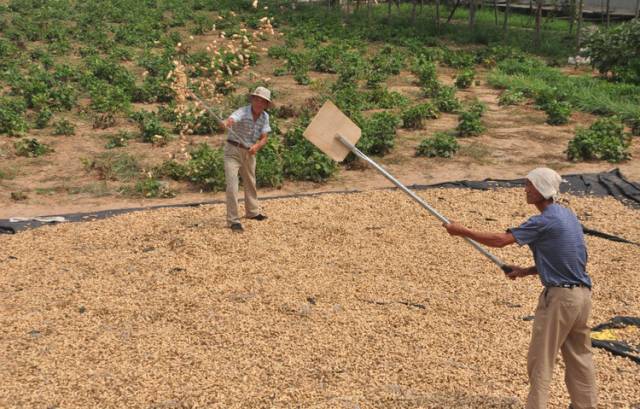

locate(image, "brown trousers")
[[224, 143, 260, 225], [526, 287, 597, 409]]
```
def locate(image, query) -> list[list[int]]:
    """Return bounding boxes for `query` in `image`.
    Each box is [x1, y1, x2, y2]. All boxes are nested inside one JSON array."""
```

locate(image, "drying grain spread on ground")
[[1, 188, 638, 408]]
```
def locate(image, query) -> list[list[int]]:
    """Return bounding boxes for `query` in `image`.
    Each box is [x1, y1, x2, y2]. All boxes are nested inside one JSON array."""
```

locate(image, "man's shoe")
[[230, 223, 244, 232], [248, 214, 268, 221]]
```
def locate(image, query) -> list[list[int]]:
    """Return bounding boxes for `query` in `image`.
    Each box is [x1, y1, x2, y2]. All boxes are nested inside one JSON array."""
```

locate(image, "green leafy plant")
[[498, 90, 525, 106], [457, 104, 486, 137], [53, 119, 76, 136], [358, 112, 400, 156], [416, 132, 460, 158], [122, 178, 175, 198], [184, 143, 225, 191], [0, 97, 28, 136], [455, 69, 475, 89], [366, 87, 409, 109], [153, 160, 187, 180], [433, 86, 461, 113], [283, 124, 337, 183], [629, 115, 640, 136], [105, 131, 134, 149], [583, 19, 640, 84], [34, 109, 53, 129], [401, 103, 439, 129], [82, 152, 140, 181], [256, 136, 284, 188], [544, 100, 572, 125], [567, 117, 631, 163], [14, 138, 53, 157], [413, 57, 439, 95], [131, 110, 170, 144]]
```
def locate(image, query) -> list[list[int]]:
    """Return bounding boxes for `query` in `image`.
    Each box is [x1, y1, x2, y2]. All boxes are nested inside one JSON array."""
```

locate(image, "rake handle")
[[335, 134, 512, 274]]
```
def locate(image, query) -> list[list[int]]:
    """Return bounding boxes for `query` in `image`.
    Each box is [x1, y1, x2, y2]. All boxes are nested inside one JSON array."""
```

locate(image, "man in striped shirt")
[[221, 87, 272, 232], [443, 167, 597, 409]]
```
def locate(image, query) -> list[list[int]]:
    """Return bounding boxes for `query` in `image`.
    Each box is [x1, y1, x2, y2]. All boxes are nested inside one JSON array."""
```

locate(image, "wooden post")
[[412, 0, 418, 23], [577, 0, 584, 49], [569, 0, 575, 34], [469, 0, 477, 27], [503, 0, 510, 33], [606, 0, 610, 28], [535, 0, 542, 47]]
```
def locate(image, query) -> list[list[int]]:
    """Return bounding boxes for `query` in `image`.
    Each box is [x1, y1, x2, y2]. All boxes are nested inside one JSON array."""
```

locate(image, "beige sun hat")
[[526, 167, 566, 200], [250, 86, 273, 107]]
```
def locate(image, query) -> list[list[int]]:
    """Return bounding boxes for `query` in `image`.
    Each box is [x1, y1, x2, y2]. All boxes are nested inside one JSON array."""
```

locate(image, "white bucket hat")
[[526, 167, 565, 200], [250, 86, 273, 107]]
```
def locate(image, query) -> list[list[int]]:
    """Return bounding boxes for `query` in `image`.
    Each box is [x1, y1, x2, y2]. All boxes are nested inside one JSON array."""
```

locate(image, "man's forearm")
[[463, 229, 515, 248]]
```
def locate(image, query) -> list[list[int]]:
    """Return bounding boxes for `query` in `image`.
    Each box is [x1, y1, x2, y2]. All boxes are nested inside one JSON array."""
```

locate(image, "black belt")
[[547, 283, 591, 290], [227, 140, 248, 149]]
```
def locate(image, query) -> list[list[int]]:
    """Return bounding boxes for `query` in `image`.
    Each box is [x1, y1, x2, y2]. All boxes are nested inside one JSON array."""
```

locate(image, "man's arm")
[[221, 118, 235, 129], [505, 265, 538, 280], [443, 222, 516, 248], [248, 133, 268, 155]]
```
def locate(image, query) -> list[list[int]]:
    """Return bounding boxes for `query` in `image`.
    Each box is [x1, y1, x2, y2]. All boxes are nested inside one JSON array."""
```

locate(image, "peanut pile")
[[1, 188, 638, 408]]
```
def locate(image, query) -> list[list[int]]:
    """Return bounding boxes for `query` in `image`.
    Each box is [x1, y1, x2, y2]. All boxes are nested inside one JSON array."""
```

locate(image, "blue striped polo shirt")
[[228, 105, 271, 148], [508, 203, 592, 288]]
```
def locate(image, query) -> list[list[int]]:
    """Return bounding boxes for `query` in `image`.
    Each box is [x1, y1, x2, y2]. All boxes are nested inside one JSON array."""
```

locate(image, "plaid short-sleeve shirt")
[[227, 106, 271, 148]]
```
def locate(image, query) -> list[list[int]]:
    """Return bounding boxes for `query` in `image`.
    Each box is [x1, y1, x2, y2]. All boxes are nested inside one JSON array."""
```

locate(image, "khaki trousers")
[[224, 143, 260, 225], [526, 287, 597, 409]]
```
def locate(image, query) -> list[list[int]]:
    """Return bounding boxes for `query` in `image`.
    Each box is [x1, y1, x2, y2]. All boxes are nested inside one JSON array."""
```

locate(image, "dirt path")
[[1, 66, 638, 219]]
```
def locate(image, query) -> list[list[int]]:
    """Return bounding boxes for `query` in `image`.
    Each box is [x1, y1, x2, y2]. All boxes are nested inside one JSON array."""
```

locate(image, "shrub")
[[153, 160, 188, 180], [434, 86, 462, 113], [413, 58, 439, 93], [534, 87, 568, 109], [370, 45, 405, 76], [416, 132, 460, 158], [366, 87, 409, 109], [358, 112, 400, 156], [583, 19, 640, 84], [14, 138, 52, 157], [401, 103, 439, 129], [184, 143, 226, 191], [124, 178, 175, 198], [628, 115, 640, 136], [53, 119, 76, 136], [131, 111, 170, 144], [498, 90, 525, 106], [457, 104, 486, 137], [256, 136, 284, 188], [567, 117, 631, 163], [34, 109, 53, 129], [0, 97, 28, 136], [294, 71, 311, 85], [455, 69, 475, 89], [544, 100, 572, 125], [105, 131, 134, 149], [174, 107, 222, 135], [443, 50, 475, 69], [82, 152, 141, 181], [283, 125, 337, 183]]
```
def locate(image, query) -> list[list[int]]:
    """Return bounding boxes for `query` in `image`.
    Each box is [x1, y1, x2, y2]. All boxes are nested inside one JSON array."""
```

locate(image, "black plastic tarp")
[[591, 316, 640, 364], [1, 168, 638, 235]]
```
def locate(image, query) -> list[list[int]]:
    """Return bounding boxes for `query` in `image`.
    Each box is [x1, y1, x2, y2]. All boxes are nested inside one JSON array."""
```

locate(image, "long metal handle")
[[336, 134, 511, 273]]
